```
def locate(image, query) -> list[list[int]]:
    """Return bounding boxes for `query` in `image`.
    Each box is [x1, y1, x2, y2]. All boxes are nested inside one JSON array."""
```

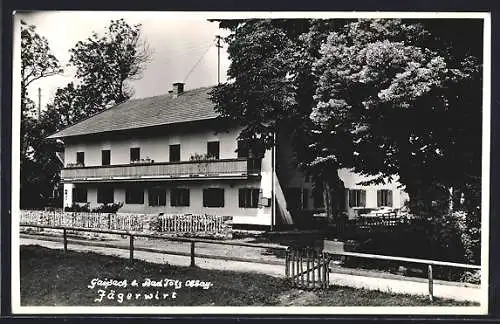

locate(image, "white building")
[[48, 83, 409, 228]]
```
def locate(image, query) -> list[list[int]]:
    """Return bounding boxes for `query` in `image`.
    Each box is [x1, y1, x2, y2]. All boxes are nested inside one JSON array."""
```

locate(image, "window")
[[169, 144, 180, 162], [125, 187, 144, 204], [148, 188, 166, 206], [348, 189, 366, 207], [102, 150, 111, 166], [203, 188, 224, 208], [237, 140, 264, 158], [239, 188, 260, 208], [207, 141, 220, 159], [237, 140, 249, 158], [377, 189, 393, 207], [313, 188, 324, 209], [130, 147, 140, 162], [170, 188, 190, 207], [72, 187, 87, 203], [97, 188, 114, 204], [76, 152, 85, 165], [286, 188, 301, 210]]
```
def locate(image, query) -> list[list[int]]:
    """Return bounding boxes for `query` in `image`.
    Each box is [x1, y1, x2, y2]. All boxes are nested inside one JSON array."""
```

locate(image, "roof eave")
[[45, 116, 220, 140]]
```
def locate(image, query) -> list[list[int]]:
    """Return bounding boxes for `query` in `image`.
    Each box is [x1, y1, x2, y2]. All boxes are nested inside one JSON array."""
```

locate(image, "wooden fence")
[[285, 247, 330, 289], [20, 210, 231, 237], [157, 214, 230, 235], [19, 223, 481, 302]]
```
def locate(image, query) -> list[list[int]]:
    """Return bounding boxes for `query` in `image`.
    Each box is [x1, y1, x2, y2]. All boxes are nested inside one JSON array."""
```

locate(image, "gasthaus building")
[[48, 83, 408, 228]]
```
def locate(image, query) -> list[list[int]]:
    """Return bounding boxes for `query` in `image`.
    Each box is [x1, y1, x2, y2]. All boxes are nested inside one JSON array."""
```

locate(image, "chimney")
[[172, 82, 184, 97]]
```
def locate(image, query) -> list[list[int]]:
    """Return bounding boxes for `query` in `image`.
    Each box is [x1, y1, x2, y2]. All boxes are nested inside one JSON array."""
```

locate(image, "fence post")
[[285, 248, 289, 278], [63, 228, 68, 253], [311, 249, 316, 289], [190, 241, 196, 267], [129, 234, 134, 261], [428, 264, 434, 302], [300, 249, 304, 287], [323, 252, 329, 289]]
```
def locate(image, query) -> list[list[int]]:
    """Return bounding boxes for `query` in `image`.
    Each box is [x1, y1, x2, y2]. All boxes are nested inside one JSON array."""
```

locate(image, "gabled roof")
[[47, 86, 218, 139]]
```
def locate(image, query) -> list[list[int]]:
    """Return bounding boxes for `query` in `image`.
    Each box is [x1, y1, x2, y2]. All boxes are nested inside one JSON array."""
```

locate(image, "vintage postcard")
[[11, 11, 490, 315]]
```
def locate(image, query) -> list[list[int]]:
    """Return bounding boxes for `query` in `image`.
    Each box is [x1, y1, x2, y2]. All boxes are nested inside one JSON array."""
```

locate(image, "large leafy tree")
[[20, 19, 152, 208], [20, 20, 63, 208], [311, 19, 482, 217], [69, 18, 152, 107], [211, 18, 482, 223], [210, 19, 353, 222]]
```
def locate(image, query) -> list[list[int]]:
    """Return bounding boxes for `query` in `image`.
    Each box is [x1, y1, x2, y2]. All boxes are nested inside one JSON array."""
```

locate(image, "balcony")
[[61, 158, 261, 183]]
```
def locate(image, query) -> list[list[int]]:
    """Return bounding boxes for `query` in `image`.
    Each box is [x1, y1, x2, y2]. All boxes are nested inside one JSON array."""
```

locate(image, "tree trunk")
[[322, 171, 345, 224]]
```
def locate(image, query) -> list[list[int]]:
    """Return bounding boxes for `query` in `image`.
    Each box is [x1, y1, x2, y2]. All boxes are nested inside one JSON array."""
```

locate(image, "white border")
[[11, 10, 491, 315]]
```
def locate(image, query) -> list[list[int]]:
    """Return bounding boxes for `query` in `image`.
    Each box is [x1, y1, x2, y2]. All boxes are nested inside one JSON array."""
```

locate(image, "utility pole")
[[215, 35, 222, 85], [38, 87, 41, 119]]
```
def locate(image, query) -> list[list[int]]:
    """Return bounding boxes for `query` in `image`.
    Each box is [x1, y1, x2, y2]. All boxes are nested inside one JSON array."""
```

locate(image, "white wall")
[[63, 124, 274, 226], [76, 179, 272, 226], [338, 168, 410, 219], [64, 125, 243, 166]]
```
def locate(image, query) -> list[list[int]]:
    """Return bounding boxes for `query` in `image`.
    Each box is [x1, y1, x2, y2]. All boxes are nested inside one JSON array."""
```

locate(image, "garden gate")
[[285, 247, 330, 289]]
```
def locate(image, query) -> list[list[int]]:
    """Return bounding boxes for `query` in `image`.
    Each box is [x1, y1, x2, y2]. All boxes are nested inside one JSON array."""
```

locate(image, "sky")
[[17, 11, 232, 109]]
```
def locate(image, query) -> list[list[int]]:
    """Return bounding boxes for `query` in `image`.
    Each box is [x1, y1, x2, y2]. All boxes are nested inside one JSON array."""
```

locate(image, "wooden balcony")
[[61, 158, 261, 183]]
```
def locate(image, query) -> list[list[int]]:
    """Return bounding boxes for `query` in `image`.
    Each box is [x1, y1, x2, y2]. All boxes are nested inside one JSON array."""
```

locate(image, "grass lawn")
[[20, 245, 478, 307]]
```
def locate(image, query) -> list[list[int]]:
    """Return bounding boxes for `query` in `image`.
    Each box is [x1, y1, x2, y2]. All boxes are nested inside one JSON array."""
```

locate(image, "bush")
[[90, 202, 124, 213], [426, 210, 481, 265], [461, 270, 481, 285], [64, 203, 90, 212]]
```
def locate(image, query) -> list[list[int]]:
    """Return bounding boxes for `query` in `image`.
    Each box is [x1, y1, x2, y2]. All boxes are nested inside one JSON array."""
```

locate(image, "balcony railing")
[[61, 158, 261, 182]]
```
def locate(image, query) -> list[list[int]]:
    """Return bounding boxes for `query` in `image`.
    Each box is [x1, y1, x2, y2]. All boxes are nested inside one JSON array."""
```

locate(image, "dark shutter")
[[102, 150, 111, 166], [207, 141, 220, 159], [204, 188, 224, 207], [377, 190, 382, 207], [252, 189, 260, 208], [169, 144, 180, 162], [388, 190, 393, 207], [159, 189, 166, 206], [183, 189, 190, 206], [130, 147, 140, 162], [238, 189, 245, 207], [148, 188, 156, 206], [76, 152, 85, 165]]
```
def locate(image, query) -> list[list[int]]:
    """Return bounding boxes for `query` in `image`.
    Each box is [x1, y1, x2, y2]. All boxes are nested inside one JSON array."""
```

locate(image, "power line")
[[182, 43, 214, 83]]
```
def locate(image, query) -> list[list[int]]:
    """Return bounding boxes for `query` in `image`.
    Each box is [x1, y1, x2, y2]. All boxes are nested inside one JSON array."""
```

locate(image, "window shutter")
[[252, 189, 260, 208], [239, 189, 245, 208], [388, 190, 393, 207], [348, 190, 353, 208], [360, 190, 366, 207], [377, 190, 381, 207], [184, 189, 190, 206], [148, 189, 156, 206], [159, 189, 166, 206]]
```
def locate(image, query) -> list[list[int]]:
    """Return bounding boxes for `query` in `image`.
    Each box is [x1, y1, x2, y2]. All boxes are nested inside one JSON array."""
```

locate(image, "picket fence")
[[157, 214, 230, 234], [20, 210, 232, 236]]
